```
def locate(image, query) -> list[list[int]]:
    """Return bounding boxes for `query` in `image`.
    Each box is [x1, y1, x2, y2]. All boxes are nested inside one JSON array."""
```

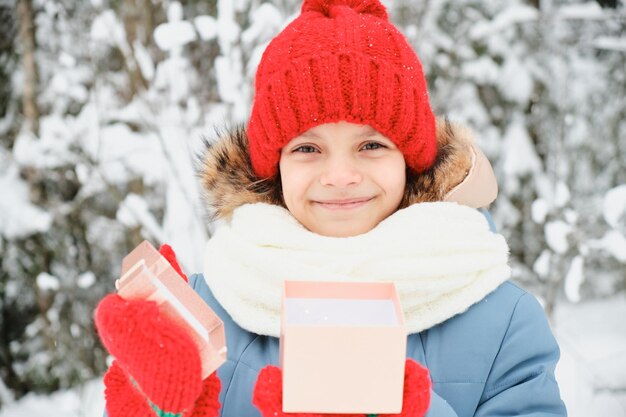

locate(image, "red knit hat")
[[247, 0, 437, 179]]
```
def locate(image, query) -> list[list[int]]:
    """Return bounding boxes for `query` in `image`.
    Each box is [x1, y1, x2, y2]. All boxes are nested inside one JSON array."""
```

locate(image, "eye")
[[361, 141, 387, 151], [293, 144, 319, 153]]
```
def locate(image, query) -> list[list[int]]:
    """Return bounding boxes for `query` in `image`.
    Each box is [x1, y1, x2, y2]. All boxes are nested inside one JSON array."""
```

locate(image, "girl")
[[95, 1, 566, 416]]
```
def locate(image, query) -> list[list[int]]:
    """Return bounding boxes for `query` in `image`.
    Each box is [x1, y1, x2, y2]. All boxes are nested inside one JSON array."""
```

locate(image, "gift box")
[[115, 240, 227, 379], [281, 281, 407, 414]]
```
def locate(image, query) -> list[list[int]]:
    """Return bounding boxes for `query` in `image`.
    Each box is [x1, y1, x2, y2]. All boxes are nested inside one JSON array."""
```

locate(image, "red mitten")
[[102, 358, 221, 417], [252, 366, 331, 417], [95, 244, 221, 417], [159, 244, 188, 282], [189, 373, 222, 417], [96, 294, 204, 415], [386, 359, 431, 417], [253, 359, 431, 417], [103, 361, 155, 417]]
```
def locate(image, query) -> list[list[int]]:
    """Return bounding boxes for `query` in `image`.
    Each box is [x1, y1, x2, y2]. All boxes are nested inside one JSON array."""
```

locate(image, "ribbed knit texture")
[[104, 362, 156, 417], [189, 374, 222, 417], [252, 359, 431, 417], [247, 0, 437, 178], [103, 361, 221, 417], [95, 295, 203, 415]]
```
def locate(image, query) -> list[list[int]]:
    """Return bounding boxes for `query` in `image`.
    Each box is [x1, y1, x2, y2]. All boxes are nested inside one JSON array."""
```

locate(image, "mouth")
[[313, 197, 374, 210]]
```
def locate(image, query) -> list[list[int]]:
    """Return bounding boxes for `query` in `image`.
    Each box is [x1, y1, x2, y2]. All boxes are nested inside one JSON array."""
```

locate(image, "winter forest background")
[[0, 0, 625, 415]]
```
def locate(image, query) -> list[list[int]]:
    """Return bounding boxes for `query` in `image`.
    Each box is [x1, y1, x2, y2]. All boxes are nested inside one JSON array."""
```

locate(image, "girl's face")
[[279, 121, 406, 237]]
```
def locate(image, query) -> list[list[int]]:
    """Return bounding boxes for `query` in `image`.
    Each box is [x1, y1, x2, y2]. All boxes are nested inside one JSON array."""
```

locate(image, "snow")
[[153, 110, 210, 273], [104, 128, 162, 183], [241, 3, 283, 47], [36, 272, 60, 292], [564, 209, 578, 225], [531, 198, 549, 223], [469, 4, 538, 40], [589, 230, 626, 263], [162, 175, 207, 273], [154, 2, 197, 52], [215, 54, 243, 105], [77, 271, 96, 289], [564, 255, 584, 303], [555, 294, 626, 416], [70, 104, 157, 197], [501, 117, 542, 177], [0, 160, 53, 239], [446, 83, 491, 128], [167, 1, 184, 21], [557, 3, 606, 21], [593, 36, 626, 52], [498, 56, 534, 104], [212, 0, 249, 122], [461, 56, 500, 84], [216, 0, 241, 54], [153, 51, 195, 104], [554, 182, 571, 209], [46, 71, 89, 107], [13, 117, 76, 168], [603, 184, 626, 228], [545, 220, 572, 255], [0, 379, 104, 417], [195, 15, 218, 41], [59, 52, 77, 68], [90, 10, 126, 47], [0, 378, 14, 406], [154, 21, 196, 51], [116, 193, 165, 243], [533, 249, 551, 278], [133, 41, 155, 81]]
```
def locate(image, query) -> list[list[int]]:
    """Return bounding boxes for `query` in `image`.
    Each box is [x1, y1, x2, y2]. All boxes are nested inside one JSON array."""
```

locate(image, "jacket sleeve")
[[475, 293, 567, 416]]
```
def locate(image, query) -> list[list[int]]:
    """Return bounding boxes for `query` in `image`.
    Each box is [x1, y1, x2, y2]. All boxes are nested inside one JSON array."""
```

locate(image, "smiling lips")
[[313, 197, 374, 210]]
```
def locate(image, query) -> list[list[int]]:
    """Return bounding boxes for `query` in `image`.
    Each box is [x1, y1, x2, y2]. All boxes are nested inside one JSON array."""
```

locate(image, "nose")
[[319, 155, 363, 187]]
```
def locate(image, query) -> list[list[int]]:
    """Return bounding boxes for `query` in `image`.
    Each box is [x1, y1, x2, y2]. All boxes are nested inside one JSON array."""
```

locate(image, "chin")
[[314, 222, 376, 238]]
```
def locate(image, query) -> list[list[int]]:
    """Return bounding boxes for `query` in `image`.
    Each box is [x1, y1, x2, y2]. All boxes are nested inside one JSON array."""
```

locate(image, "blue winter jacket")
[[190, 272, 566, 417]]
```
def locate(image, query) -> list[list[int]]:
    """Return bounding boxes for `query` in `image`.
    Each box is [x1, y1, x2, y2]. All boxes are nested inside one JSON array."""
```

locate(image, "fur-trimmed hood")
[[198, 119, 497, 219]]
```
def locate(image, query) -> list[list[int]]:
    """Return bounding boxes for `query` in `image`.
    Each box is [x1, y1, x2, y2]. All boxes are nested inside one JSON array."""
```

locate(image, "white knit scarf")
[[203, 202, 511, 337]]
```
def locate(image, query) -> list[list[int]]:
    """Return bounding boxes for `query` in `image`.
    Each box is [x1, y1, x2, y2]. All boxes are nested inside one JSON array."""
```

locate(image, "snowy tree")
[[390, 0, 625, 313], [1, 0, 292, 401], [0, 0, 18, 147]]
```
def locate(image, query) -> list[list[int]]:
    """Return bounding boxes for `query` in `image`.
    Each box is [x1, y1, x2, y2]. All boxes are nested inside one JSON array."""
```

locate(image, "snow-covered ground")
[[555, 294, 626, 416], [0, 378, 104, 417], [1, 294, 624, 417]]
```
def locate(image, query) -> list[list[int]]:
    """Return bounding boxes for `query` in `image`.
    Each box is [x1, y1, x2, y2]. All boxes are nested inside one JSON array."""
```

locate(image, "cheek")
[[383, 158, 407, 202], [281, 177, 298, 208], [279, 161, 305, 208], [391, 174, 406, 204]]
